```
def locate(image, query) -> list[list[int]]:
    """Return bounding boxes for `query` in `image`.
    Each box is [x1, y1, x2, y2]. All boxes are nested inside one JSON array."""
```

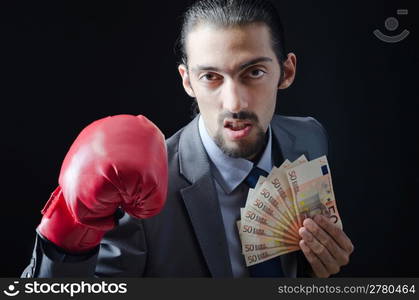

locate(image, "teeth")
[[231, 123, 246, 130]]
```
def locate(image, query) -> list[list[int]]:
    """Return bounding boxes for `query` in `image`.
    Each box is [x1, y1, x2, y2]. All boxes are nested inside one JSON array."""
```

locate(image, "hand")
[[298, 215, 354, 278]]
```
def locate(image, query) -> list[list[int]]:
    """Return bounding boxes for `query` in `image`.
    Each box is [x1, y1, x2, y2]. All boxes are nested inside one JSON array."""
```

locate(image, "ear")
[[178, 64, 196, 98], [278, 53, 297, 90]]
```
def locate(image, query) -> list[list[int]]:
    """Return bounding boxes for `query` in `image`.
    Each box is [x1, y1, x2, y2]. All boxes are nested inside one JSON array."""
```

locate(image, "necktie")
[[244, 166, 285, 277]]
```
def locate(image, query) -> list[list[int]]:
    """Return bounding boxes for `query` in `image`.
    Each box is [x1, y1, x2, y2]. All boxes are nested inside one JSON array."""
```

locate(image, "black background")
[[0, 0, 417, 277]]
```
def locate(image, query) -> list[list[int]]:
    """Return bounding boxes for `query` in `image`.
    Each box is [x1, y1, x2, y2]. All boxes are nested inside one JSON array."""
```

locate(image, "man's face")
[[179, 23, 286, 160]]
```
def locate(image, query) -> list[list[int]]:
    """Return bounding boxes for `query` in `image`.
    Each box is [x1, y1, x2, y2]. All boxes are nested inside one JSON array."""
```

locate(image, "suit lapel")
[[178, 117, 233, 277]]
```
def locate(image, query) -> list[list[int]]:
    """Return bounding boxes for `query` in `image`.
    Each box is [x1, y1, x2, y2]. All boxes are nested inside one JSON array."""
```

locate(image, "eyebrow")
[[191, 56, 273, 73]]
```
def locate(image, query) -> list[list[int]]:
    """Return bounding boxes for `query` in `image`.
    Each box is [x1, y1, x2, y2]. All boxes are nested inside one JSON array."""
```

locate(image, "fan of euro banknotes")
[[237, 155, 343, 267]]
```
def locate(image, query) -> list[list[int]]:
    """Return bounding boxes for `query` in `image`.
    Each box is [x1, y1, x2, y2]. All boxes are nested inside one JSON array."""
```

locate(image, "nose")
[[222, 79, 248, 113]]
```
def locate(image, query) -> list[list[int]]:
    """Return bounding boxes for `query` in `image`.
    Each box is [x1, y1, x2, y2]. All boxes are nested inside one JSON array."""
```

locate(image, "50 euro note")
[[279, 155, 309, 228], [286, 155, 343, 229], [240, 214, 300, 244], [245, 160, 306, 235], [242, 185, 299, 240], [241, 166, 299, 242], [241, 204, 300, 242], [254, 182, 299, 239], [258, 155, 308, 231], [240, 234, 300, 266], [263, 158, 304, 232], [237, 220, 299, 266], [237, 219, 297, 252]]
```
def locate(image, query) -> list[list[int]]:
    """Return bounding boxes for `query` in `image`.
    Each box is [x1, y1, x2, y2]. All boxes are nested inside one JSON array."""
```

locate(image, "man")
[[22, 0, 353, 278]]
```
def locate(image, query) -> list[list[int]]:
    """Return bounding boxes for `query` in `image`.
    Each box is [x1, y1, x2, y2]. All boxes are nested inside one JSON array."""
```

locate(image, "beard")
[[213, 110, 267, 159]]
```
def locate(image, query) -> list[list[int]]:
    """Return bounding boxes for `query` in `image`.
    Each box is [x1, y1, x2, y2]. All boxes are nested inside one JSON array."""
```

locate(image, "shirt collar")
[[198, 115, 273, 194]]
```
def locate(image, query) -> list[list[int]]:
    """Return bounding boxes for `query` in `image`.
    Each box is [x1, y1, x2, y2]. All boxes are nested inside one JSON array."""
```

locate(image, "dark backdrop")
[[0, 0, 417, 277]]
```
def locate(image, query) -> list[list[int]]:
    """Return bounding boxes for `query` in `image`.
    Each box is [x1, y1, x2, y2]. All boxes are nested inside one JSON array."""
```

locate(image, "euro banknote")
[[239, 155, 342, 266]]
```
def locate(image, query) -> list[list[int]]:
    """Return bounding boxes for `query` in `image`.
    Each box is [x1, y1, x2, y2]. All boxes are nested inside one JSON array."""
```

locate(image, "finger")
[[314, 215, 354, 254], [299, 240, 329, 278], [303, 218, 349, 267], [299, 226, 340, 275]]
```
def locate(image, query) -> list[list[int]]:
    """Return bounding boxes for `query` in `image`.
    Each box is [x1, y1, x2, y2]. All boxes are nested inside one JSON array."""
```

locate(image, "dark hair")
[[176, 0, 287, 116], [178, 0, 286, 67]]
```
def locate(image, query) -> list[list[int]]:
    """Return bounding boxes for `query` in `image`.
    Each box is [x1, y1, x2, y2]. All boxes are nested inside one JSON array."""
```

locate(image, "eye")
[[199, 73, 221, 81], [247, 69, 266, 79]]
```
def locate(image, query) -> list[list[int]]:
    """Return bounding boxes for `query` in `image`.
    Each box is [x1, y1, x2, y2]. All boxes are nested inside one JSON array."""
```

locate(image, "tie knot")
[[245, 167, 269, 188]]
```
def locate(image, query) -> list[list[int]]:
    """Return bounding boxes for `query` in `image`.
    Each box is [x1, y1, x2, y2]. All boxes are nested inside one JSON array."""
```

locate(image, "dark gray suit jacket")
[[22, 114, 328, 278]]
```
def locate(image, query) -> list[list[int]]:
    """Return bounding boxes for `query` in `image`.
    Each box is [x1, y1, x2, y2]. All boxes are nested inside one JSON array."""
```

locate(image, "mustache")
[[218, 111, 259, 124]]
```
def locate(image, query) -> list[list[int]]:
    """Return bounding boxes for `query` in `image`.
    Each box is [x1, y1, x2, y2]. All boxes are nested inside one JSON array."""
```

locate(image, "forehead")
[[185, 22, 278, 71]]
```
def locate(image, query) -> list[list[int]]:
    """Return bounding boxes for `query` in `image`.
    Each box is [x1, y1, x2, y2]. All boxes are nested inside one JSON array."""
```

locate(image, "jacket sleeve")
[[94, 212, 148, 277], [20, 233, 99, 278], [21, 212, 148, 278]]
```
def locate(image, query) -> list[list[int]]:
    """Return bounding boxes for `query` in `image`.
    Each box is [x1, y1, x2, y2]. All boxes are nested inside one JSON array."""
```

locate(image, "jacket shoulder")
[[272, 115, 326, 134], [166, 128, 182, 159], [272, 115, 329, 157]]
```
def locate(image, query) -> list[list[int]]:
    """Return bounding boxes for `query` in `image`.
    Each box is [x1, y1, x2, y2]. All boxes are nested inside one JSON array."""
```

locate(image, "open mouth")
[[224, 120, 252, 130], [223, 120, 253, 140]]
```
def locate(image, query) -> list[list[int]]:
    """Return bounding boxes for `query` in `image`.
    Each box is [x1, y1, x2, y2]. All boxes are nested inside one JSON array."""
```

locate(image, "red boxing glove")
[[37, 115, 168, 253]]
